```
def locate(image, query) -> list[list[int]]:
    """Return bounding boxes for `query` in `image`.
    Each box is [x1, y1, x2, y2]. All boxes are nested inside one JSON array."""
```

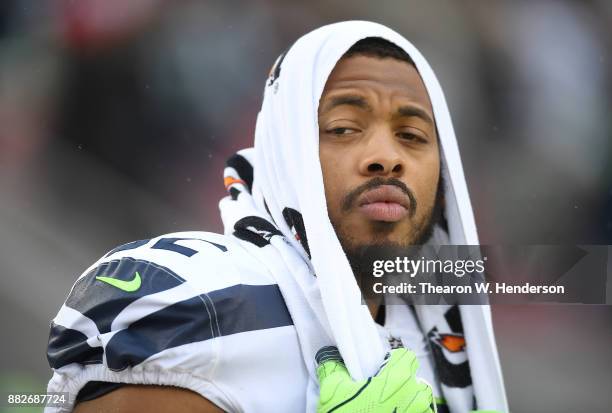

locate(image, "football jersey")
[[46, 231, 442, 412]]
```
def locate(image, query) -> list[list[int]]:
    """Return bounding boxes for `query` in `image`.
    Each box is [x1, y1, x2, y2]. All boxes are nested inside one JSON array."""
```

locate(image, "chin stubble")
[[334, 175, 444, 283]]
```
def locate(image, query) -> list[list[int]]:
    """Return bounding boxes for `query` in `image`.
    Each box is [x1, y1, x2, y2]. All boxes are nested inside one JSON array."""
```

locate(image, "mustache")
[[341, 177, 417, 217]]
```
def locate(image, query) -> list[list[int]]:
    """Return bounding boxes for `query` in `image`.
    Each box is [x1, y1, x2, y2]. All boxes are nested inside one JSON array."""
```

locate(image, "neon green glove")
[[316, 346, 435, 413]]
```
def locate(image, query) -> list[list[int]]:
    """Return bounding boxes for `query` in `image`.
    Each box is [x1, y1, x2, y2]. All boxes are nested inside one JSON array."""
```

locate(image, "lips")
[[357, 185, 410, 222]]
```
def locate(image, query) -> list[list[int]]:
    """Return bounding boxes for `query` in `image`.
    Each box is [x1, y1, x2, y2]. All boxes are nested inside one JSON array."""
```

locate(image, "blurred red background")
[[1, 1, 610, 411]]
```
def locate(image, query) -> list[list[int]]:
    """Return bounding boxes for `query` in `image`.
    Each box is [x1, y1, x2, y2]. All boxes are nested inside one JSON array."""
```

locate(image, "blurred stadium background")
[[1, 1, 611, 412]]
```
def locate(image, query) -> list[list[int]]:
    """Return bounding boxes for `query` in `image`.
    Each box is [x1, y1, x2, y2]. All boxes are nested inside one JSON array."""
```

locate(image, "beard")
[[334, 175, 445, 286]]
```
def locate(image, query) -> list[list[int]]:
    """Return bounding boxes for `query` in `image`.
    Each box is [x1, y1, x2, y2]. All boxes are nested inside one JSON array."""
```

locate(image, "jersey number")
[[105, 237, 227, 258]]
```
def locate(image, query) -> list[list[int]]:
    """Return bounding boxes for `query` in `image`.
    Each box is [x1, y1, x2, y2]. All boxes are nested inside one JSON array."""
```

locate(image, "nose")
[[358, 132, 404, 177]]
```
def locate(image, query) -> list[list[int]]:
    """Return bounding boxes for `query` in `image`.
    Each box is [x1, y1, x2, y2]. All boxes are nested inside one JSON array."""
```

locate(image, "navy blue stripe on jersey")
[[151, 237, 227, 256], [47, 323, 103, 369], [315, 346, 343, 365], [229, 187, 241, 200], [282, 207, 311, 258], [445, 305, 463, 334], [233, 216, 283, 247], [66, 257, 185, 334], [104, 239, 150, 258], [105, 284, 293, 370], [226, 153, 253, 192]]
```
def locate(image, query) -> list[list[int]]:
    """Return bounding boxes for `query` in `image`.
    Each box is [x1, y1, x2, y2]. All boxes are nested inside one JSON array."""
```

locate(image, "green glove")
[[316, 346, 435, 413]]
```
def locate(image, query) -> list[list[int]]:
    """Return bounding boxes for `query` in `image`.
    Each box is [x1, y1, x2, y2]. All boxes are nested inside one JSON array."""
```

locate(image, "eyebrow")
[[320, 94, 435, 126], [395, 105, 434, 126], [320, 95, 372, 114]]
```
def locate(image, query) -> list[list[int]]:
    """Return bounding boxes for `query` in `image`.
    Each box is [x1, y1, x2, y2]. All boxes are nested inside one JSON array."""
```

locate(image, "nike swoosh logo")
[[96, 271, 142, 292]]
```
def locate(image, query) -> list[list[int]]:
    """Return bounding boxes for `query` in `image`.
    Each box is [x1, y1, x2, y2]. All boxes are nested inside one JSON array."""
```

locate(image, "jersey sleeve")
[[45, 232, 250, 413]]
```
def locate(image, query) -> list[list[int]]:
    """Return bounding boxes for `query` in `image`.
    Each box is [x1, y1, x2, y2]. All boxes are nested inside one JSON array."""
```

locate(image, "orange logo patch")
[[224, 176, 246, 190], [439, 334, 466, 353]]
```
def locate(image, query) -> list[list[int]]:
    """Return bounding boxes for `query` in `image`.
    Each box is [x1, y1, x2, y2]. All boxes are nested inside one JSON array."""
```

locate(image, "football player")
[[46, 21, 507, 413]]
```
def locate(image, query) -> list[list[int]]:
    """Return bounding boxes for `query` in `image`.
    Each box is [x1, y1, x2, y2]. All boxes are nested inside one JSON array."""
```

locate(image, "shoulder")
[[86, 230, 273, 287], [62, 231, 278, 314], [48, 230, 292, 371]]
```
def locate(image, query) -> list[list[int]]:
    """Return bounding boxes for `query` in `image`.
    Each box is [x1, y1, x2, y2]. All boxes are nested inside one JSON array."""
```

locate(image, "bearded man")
[[45, 21, 508, 413]]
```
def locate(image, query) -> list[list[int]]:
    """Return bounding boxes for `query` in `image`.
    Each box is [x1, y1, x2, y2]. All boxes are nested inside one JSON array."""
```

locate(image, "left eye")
[[397, 132, 425, 142], [328, 127, 357, 135]]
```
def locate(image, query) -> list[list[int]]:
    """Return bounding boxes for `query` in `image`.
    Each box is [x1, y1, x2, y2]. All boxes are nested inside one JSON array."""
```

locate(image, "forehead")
[[320, 55, 433, 111]]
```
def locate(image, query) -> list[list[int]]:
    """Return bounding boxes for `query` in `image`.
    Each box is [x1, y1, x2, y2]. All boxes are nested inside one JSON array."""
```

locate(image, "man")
[[45, 21, 507, 412]]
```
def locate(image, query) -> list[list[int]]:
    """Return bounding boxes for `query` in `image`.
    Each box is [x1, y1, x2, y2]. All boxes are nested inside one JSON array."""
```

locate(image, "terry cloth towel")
[[219, 21, 508, 413]]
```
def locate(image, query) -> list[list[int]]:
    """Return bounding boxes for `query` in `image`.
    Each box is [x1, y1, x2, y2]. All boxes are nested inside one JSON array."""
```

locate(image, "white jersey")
[[46, 231, 442, 412]]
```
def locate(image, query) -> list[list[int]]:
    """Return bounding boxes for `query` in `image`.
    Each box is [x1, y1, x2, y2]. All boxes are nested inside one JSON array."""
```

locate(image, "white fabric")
[[221, 20, 508, 412]]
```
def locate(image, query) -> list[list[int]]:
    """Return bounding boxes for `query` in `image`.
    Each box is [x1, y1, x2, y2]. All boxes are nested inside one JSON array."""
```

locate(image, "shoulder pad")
[[47, 231, 292, 372]]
